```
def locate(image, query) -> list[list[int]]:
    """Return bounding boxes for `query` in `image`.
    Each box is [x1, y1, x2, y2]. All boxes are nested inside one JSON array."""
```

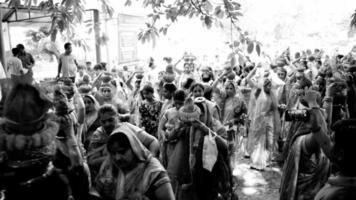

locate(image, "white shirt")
[[6, 56, 27, 76], [0, 62, 6, 79], [59, 53, 77, 77]]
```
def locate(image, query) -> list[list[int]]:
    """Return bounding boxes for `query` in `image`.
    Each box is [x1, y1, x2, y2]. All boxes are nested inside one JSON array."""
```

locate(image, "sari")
[[95, 126, 170, 200], [82, 95, 100, 150], [248, 89, 279, 170], [139, 100, 163, 138], [214, 80, 247, 164], [166, 100, 235, 200], [280, 125, 330, 200]]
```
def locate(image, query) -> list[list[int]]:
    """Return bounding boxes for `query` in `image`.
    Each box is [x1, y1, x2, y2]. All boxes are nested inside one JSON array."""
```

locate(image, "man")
[[6, 48, 28, 83], [16, 44, 34, 83], [16, 44, 35, 70], [315, 119, 356, 200], [57, 42, 79, 83], [87, 104, 159, 179]]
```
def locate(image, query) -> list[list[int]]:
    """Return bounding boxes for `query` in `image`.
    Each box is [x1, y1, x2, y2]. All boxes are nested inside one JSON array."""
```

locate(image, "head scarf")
[[96, 124, 164, 200], [107, 125, 151, 162], [224, 80, 243, 97], [84, 94, 100, 112]]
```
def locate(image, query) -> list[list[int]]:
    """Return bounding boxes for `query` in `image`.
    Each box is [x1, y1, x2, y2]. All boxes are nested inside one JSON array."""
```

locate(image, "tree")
[[133, 0, 261, 63], [5, 0, 112, 59], [6, 0, 261, 65]]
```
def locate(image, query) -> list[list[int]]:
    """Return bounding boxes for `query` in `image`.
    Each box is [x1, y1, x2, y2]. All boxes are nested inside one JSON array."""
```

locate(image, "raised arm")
[[125, 71, 136, 90], [246, 66, 258, 88], [212, 71, 226, 91], [57, 57, 62, 78]]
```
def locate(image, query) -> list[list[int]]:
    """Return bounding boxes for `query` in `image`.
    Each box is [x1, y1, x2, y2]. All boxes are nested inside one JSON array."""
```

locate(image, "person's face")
[[201, 69, 209, 76], [184, 64, 190, 73], [84, 97, 95, 113], [142, 90, 154, 101], [135, 82, 141, 89], [109, 140, 135, 170], [65, 46, 72, 54], [100, 112, 118, 134], [162, 88, 172, 99], [174, 99, 184, 110], [263, 80, 272, 93], [277, 70, 286, 81], [189, 63, 195, 72], [225, 84, 235, 97], [264, 69, 270, 78], [101, 88, 112, 99], [295, 72, 304, 83], [192, 86, 204, 98]]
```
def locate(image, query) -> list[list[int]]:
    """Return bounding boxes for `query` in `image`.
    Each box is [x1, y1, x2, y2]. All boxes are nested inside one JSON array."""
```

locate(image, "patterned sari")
[[280, 125, 330, 200], [95, 126, 170, 200]]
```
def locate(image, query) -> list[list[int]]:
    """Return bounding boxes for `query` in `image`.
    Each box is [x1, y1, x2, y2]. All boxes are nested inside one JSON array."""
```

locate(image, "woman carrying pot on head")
[[165, 95, 236, 200], [95, 126, 175, 200], [212, 71, 248, 168], [0, 84, 83, 200], [246, 65, 281, 171]]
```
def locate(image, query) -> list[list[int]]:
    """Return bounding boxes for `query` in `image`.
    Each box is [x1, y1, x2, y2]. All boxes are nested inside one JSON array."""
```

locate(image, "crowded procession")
[[1, 0, 356, 200]]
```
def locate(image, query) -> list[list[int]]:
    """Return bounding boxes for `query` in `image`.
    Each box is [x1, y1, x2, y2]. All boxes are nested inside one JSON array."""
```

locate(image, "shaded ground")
[[232, 137, 282, 200], [233, 158, 282, 200]]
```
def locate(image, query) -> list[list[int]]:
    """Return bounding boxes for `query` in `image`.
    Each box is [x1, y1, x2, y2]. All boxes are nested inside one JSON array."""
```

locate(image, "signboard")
[[118, 14, 144, 64]]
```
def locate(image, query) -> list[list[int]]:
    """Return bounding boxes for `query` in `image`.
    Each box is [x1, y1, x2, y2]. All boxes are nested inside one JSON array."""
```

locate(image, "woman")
[[95, 126, 175, 200], [139, 85, 163, 138], [82, 94, 101, 150], [280, 90, 331, 200], [158, 90, 186, 167], [166, 98, 236, 200], [212, 73, 247, 166], [248, 77, 281, 170], [190, 83, 221, 122], [0, 84, 74, 200]]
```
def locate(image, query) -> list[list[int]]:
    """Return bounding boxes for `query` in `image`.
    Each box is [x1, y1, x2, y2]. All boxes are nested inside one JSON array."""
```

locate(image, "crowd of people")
[[0, 42, 356, 200]]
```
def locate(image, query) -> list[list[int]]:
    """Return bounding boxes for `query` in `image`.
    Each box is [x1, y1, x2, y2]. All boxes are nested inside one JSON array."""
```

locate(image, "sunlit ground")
[[233, 146, 282, 200]]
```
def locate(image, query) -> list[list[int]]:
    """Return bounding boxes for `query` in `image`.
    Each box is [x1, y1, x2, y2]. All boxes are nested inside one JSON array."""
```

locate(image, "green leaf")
[[125, 0, 132, 6], [247, 41, 254, 54], [238, 54, 244, 66], [204, 16, 212, 29], [230, 55, 236, 67], [256, 44, 261, 56], [233, 41, 239, 47], [202, 1, 213, 13], [214, 6, 224, 19]]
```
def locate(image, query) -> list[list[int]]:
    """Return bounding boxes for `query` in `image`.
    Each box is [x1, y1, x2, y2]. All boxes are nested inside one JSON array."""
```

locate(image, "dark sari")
[[280, 125, 330, 200], [166, 101, 236, 200]]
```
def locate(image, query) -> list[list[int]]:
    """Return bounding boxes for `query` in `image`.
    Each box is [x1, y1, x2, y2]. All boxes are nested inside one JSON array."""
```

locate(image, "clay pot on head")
[[163, 73, 175, 83], [226, 71, 236, 80], [136, 73, 144, 80]]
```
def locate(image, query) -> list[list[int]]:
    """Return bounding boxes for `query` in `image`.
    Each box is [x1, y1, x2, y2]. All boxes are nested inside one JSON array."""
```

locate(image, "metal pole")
[[0, 8, 7, 71], [93, 9, 101, 63]]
